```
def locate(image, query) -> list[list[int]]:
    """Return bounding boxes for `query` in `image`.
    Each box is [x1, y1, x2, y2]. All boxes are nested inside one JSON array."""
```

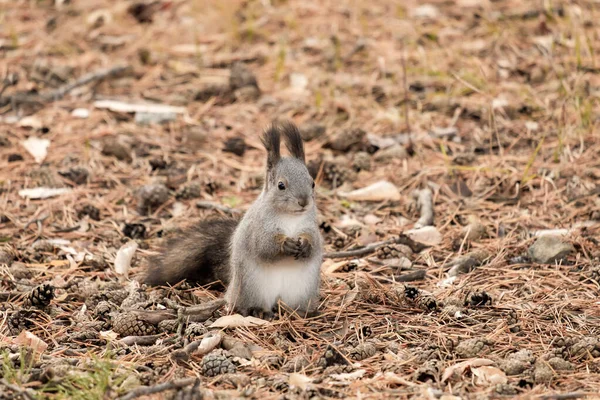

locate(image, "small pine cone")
[[105, 289, 131, 306], [185, 323, 207, 338], [465, 290, 492, 307], [414, 360, 440, 383], [333, 237, 346, 249], [507, 310, 521, 333], [322, 160, 353, 189], [112, 313, 156, 337], [157, 319, 179, 333], [23, 284, 54, 309], [324, 364, 354, 375], [7, 309, 39, 336], [121, 290, 148, 309], [352, 152, 371, 172], [322, 345, 348, 367], [404, 286, 420, 300], [201, 350, 236, 377], [348, 342, 376, 361], [418, 295, 439, 311], [176, 182, 202, 200], [586, 267, 600, 283], [376, 244, 413, 260], [93, 301, 115, 320]]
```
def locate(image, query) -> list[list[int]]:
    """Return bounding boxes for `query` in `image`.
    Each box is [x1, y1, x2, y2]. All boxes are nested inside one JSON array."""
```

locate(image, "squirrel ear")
[[280, 121, 305, 163], [261, 125, 281, 172]]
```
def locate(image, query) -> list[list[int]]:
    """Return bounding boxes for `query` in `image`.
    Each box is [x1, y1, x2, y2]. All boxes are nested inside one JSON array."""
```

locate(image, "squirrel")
[[144, 122, 323, 318]]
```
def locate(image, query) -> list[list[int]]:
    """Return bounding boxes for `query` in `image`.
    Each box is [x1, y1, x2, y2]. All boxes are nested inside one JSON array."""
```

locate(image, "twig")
[[400, 40, 414, 155], [0, 65, 130, 107], [196, 201, 241, 215], [324, 234, 429, 259], [0, 379, 36, 400], [413, 188, 434, 228], [540, 393, 587, 400], [118, 334, 162, 346], [117, 377, 198, 400]]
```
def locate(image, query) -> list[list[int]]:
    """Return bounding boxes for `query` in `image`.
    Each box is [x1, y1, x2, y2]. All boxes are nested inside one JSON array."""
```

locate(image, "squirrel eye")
[[278, 181, 286, 190], [312, 181, 315, 189]]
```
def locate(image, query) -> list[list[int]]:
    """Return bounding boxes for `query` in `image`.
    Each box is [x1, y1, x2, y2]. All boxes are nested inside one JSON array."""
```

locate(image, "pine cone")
[[348, 342, 376, 361], [324, 364, 354, 375], [23, 284, 54, 309], [352, 152, 371, 172], [112, 313, 156, 337], [104, 289, 130, 306], [322, 160, 351, 189], [507, 310, 521, 333], [465, 290, 492, 307], [201, 350, 236, 377], [93, 301, 115, 320], [418, 295, 438, 311], [376, 244, 413, 260], [7, 309, 39, 336], [185, 323, 207, 338], [158, 319, 179, 333]]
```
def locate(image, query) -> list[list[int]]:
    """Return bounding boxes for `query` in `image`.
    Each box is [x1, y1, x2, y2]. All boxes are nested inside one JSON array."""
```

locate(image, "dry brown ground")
[[1, 0, 600, 399]]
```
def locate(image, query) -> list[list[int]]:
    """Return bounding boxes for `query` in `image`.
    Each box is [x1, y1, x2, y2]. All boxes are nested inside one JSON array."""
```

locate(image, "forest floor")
[[1, 0, 600, 399]]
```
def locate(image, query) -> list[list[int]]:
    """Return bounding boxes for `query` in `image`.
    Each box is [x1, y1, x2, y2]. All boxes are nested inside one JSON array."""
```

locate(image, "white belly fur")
[[249, 258, 318, 309]]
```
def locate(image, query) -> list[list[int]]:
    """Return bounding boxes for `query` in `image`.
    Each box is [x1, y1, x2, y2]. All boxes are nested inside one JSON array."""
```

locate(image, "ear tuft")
[[280, 121, 305, 163], [261, 125, 281, 172]]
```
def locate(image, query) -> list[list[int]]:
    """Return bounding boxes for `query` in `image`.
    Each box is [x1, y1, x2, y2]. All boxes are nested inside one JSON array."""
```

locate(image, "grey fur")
[[143, 122, 323, 318], [226, 122, 322, 316], [144, 218, 237, 287]]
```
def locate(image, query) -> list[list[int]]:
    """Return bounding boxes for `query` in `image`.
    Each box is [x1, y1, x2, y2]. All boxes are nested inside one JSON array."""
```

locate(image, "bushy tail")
[[144, 218, 238, 288]]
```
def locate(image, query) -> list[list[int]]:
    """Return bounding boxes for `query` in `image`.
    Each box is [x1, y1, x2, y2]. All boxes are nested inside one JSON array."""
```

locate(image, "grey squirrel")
[[144, 122, 323, 318]]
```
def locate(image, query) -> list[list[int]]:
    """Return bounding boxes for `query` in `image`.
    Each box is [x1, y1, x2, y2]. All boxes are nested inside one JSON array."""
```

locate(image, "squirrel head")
[[261, 122, 315, 215]]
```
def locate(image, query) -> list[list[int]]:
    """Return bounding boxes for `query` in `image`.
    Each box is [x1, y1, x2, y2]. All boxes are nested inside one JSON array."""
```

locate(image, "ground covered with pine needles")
[[1, 0, 600, 399]]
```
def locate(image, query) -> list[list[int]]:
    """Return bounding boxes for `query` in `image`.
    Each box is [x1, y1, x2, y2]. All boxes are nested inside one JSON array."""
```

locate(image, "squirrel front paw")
[[276, 234, 312, 259]]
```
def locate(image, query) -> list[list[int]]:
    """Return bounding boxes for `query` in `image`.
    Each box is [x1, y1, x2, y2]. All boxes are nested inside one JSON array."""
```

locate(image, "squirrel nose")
[[298, 197, 309, 208]]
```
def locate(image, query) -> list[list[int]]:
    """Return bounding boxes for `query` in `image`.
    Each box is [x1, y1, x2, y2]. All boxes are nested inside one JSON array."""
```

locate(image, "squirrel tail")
[[143, 217, 238, 288]]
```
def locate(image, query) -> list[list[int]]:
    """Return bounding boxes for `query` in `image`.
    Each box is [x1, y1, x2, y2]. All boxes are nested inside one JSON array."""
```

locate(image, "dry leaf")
[[21, 137, 50, 163], [405, 226, 442, 246], [195, 333, 223, 356], [289, 373, 312, 390], [472, 366, 507, 385], [114, 241, 138, 277], [340, 180, 400, 202], [94, 100, 186, 114], [18, 116, 43, 130], [330, 369, 366, 381], [18, 187, 72, 199], [210, 314, 269, 328], [15, 330, 48, 354], [99, 330, 119, 341], [442, 358, 494, 382]]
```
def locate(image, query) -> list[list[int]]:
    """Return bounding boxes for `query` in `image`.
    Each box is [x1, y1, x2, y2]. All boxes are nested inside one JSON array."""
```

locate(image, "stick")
[[196, 201, 240, 215], [0, 379, 36, 400], [413, 188, 434, 228], [1, 65, 130, 107], [117, 377, 198, 400], [118, 334, 162, 346], [324, 234, 428, 259]]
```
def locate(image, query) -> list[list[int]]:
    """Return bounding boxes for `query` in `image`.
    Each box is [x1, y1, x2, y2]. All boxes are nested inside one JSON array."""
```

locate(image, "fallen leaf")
[[195, 333, 223, 356], [405, 226, 442, 246], [442, 358, 494, 382], [339, 180, 400, 201], [472, 366, 507, 385], [210, 314, 269, 328], [21, 137, 50, 163], [18, 116, 43, 130], [99, 330, 119, 341], [330, 369, 366, 381], [289, 373, 312, 390], [94, 100, 186, 114], [114, 241, 138, 277], [18, 187, 72, 199], [71, 108, 90, 118], [15, 330, 48, 354]]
